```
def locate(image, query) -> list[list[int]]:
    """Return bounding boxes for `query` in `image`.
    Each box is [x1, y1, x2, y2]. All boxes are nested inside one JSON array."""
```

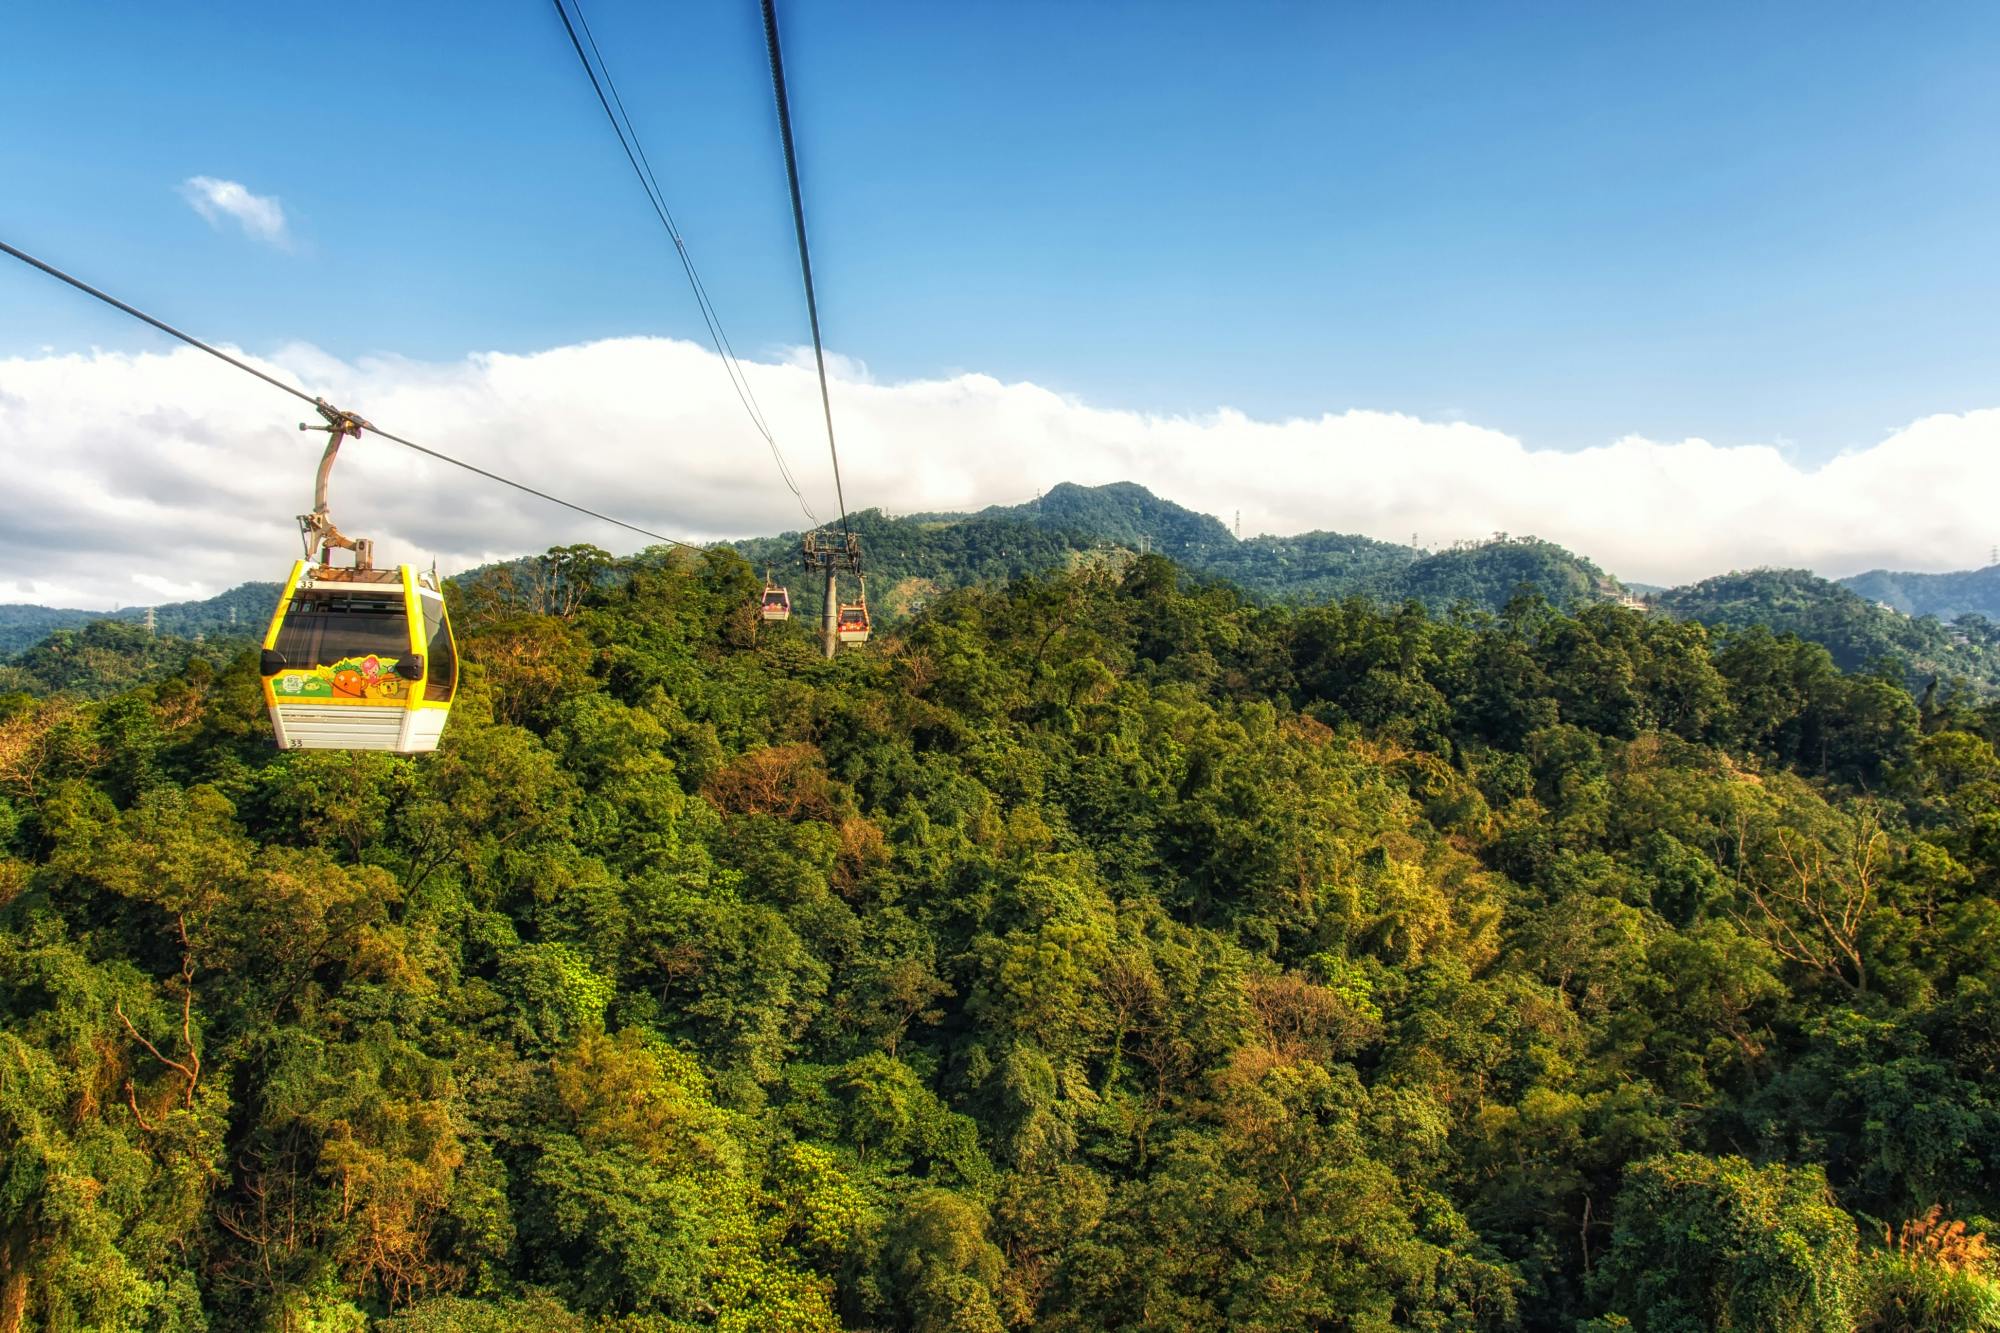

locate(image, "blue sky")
[[7, 0, 1998, 459]]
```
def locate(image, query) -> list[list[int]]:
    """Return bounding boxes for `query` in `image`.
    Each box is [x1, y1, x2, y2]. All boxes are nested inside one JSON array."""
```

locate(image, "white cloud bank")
[[0, 335, 1994, 609], [179, 176, 290, 248]]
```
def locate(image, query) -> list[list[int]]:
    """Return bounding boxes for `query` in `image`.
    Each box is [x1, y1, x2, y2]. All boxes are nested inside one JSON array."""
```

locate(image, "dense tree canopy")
[[1660, 568, 2000, 692], [3, 547, 1998, 1331]]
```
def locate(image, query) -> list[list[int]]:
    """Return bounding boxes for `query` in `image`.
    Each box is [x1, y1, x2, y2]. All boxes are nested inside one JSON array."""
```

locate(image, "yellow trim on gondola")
[[411, 566, 456, 710], [262, 561, 457, 750], [262, 563, 430, 711], [260, 561, 307, 717], [262, 560, 306, 653], [404, 566, 421, 649]]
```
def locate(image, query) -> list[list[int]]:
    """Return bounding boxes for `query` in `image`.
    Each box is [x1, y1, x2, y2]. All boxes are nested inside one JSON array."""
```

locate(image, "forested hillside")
[[1843, 564, 2000, 623], [28, 486, 1999, 710], [728, 485, 1629, 642], [919, 481, 1236, 554], [0, 606, 98, 658], [0, 582, 278, 657], [900, 483, 1623, 612], [5, 547, 2000, 1331], [1659, 568, 2000, 691], [0, 619, 228, 698]]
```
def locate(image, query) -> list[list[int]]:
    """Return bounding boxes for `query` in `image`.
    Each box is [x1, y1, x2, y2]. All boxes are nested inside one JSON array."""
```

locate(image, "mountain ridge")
[[10, 482, 2000, 693], [1838, 563, 2000, 621], [0, 581, 280, 656]]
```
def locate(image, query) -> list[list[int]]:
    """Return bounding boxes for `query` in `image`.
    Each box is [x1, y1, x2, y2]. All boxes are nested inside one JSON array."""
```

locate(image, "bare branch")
[[124, 1080, 160, 1132], [115, 1001, 198, 1087]]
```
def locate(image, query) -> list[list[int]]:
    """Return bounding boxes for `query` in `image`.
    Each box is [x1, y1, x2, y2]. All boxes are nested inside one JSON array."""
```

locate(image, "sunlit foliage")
[[3, 547, 1998, 1330]]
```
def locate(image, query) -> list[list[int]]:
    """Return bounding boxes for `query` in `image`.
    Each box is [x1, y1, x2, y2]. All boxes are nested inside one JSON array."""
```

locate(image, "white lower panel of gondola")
[[270, 704, 447, 753]]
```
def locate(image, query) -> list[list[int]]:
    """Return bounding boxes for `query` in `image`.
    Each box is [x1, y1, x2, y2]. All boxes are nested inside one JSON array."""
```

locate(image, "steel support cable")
[[0, 237, 702, 551], [551, 0, 821, 526], [3, 237, 319, 409], [567, 0, 775, 446], [758, 0, 851, 543], [564, 0, 782, 454], [553, 0, 772, 438]]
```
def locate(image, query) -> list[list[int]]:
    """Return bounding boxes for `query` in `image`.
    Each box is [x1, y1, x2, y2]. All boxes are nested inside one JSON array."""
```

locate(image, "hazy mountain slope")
[[1387, 536, 1620, 610], [730, 508, 1089, 626], [1840, 564, 2000, 621], [101, 580, 281, 640], [0, 619, 226, 697], [0, 605, 100, 655], [1659, 568, 2000, 687], [0, 582, 278, 657], [1195, 529, 1418, 601]]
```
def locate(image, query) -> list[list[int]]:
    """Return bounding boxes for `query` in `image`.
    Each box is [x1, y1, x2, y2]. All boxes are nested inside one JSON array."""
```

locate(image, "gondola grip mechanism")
[[298, 398, 375, 568]]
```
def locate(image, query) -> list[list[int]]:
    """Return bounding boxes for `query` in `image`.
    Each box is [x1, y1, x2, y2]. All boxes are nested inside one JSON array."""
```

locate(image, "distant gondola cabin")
[[836, 600, 870, 644], [259, 561, 457, 751]]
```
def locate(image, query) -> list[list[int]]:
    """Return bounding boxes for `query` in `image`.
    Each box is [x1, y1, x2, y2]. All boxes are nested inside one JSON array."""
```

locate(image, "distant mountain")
[[1, 583, 273, 698], [921, 480, 1236, 551], [1391, 537, 1622, 609], [1201, 530, 1417, 601], [0, 619, 232, 698], [0, 582, 277, 656], [1839, 564, 2000, 622], [899, 482, 1623, 610], [0, 487, 1630, 675], [1657, 568, 2000, 688], [0, 605, 100, 656], [731, 507, 1088, 627], [17, 484, 1997, 698]]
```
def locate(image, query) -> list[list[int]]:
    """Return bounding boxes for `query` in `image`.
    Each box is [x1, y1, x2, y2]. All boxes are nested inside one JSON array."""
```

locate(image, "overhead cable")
[[0, 237, 703, 551], [551, 0, 821, 527], [758, 0, 851, 540]]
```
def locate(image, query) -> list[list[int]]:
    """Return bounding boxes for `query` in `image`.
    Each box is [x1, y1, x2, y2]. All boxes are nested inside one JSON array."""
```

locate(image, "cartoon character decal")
[[273, 655, 410, 702]]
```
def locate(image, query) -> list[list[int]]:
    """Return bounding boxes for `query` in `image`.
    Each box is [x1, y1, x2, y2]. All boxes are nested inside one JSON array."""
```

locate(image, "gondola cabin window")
[[421, 597, 456, 702], [274, 591, 410, 670]]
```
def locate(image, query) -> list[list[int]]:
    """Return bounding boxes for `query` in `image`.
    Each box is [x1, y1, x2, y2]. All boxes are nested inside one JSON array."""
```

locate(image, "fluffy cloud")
[[179, 176, 290, 248], [1, 335, 1995, 610]]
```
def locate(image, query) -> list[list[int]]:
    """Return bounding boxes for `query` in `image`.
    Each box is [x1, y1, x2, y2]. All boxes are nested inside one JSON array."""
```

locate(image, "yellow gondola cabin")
[[259, 561, 457, 752]]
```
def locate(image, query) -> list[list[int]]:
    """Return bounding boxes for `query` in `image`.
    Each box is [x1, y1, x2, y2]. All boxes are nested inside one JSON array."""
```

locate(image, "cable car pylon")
[[801, 530, 865, 657]]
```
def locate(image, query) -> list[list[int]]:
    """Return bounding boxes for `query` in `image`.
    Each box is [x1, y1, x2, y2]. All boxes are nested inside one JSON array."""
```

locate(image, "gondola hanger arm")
[[298, 398, 374, 568]]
